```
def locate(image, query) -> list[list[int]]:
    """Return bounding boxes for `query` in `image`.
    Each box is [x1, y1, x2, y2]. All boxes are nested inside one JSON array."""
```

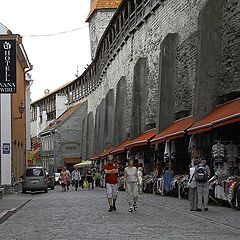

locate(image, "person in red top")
[[104, 154, 119, 212]]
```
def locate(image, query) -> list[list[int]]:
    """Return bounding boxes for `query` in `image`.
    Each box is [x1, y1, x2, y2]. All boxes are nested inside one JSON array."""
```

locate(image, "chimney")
[[44, 89, 50, 96]]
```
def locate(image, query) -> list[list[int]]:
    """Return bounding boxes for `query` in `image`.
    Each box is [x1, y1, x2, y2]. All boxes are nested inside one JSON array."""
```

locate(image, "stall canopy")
[[73, 160, 92, 168], [98, 146, 113, 158], [187, 98, 240, 135], [151, 116, 193, 145], [111, 139, 130, 155], [125, 129, 156, 149]]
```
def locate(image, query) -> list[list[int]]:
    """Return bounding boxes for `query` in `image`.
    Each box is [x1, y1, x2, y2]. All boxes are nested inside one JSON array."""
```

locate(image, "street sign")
[[2, 143, 10, 154]]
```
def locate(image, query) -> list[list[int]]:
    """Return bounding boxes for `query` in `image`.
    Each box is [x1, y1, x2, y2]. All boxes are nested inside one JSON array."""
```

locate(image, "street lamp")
[[16, 102, 25, 119]]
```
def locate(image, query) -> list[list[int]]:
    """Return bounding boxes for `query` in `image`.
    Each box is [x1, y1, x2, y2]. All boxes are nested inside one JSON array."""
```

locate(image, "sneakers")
[[133, 203, 138, 211], [204, 207, 208, 211], [129, 207, 133, 212], [196, 208, 202, 212], [108, 206, 113, 212], [112, 205, 117, 211]]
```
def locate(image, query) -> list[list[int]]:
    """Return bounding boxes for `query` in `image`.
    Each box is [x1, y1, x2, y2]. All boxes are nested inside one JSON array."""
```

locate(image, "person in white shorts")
[[104, 154, 119, 212], [124, 158, 139, 212]]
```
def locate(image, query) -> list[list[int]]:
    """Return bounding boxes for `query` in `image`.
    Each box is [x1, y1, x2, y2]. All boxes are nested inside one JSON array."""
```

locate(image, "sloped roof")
[[86, 0, 121, 22], [31, 80, 74, 105], [40, 102, 82, 134]]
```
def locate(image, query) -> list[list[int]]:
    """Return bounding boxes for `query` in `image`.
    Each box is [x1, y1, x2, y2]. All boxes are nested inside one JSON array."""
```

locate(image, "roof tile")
[[86, 0, 121, 21]]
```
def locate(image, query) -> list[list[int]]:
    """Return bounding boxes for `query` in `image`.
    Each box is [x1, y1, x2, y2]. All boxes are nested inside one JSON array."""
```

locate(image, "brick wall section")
[[218, 0, 240, 100], [175, 33, 197, 117]]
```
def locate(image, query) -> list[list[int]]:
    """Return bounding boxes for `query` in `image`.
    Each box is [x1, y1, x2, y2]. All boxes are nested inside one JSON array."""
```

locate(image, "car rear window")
[[26, 168, 44, 177]]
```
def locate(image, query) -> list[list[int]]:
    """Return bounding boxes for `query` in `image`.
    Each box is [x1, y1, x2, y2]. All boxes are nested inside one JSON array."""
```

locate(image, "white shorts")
[[106, 183, 118, 199]]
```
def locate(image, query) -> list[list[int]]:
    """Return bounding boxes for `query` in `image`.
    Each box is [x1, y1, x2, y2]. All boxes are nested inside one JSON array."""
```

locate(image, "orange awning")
[[64, 158, 81, 164], [151, 116, 193, 144], [111, 139, 130, 155], [187, 98, 240, 135], [99, 146, 113, 158], [125, 129, 156, 149]]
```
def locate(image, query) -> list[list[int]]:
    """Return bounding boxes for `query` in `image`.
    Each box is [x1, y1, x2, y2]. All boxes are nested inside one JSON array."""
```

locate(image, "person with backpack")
[[195, 159, 211, 211]]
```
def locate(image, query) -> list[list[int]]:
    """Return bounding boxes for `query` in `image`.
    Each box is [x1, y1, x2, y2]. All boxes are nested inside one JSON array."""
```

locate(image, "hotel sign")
[[0, 39, 16, 93]]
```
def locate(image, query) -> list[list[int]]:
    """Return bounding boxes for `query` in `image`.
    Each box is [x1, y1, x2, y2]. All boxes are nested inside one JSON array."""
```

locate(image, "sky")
[[0, 0, 91, 102]]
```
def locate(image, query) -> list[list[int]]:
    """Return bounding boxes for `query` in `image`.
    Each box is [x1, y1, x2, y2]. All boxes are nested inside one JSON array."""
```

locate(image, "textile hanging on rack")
[[163, 168, 174, 193], [226, 143, 239, 168], [188, 135, 197, 153], [212, 142, 225, 166], [171, 140, 176, 160], [164, 140, 171, 163]]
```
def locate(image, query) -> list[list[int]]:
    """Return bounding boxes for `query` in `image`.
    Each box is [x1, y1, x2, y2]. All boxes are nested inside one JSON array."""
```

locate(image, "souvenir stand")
[[153, 137, 190, 198], [209, 137, 240, 209]]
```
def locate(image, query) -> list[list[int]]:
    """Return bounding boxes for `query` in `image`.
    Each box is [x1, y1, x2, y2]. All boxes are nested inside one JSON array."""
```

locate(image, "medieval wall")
[[77, 0, 240, 157], [87, 0, 208, 154]]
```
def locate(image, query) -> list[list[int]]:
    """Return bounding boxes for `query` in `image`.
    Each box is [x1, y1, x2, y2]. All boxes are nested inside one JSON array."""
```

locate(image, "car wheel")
[[44, 188, 48, 193]]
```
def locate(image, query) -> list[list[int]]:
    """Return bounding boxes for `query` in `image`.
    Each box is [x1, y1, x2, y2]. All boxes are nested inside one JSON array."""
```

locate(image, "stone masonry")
[[77, 0, 240, 157]]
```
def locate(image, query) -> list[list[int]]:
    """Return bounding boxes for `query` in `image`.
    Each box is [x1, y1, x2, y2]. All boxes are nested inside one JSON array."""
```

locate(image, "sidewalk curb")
[[0, 197, 33, 224]]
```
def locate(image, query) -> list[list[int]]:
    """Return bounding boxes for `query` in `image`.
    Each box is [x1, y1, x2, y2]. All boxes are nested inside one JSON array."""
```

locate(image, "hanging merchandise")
[[164, 140, 171, 163], [188, 135, 197, 153], [212, 141, 226, 168], [226, 142, 239, 174], [171, 140, 176, 160], [163, 164, 174, 195]]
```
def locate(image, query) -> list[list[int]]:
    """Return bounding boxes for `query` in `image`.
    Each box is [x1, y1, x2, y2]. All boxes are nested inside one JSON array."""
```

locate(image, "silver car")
[[22, 167, 48, 193]]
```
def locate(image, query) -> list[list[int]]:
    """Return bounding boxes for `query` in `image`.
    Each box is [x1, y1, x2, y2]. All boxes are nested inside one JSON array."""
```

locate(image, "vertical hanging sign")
[[0, 39, 16, 93]]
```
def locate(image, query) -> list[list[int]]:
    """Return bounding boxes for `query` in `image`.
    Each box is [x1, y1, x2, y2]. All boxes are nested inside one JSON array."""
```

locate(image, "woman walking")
[[188, 159, 198, 211], [124, 158, 139, 212], [60, 168, 67, 192]]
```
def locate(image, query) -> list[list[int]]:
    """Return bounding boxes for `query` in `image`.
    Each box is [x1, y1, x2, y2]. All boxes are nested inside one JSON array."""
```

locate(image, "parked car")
[[54, 173, 61, 185], [46, 172, 55, 190], [22, 166, 48, 193]]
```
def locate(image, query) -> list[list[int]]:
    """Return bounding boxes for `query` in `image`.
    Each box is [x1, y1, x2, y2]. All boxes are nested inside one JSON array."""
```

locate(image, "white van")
[[22, 166, 48, 193]]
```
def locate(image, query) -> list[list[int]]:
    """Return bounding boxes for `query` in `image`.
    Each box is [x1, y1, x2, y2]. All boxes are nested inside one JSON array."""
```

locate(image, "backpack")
[[195, 165, 208, 183]]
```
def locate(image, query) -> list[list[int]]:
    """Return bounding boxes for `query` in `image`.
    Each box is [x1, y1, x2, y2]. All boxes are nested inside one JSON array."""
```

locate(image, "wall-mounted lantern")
[[16, 102, 25, 119]]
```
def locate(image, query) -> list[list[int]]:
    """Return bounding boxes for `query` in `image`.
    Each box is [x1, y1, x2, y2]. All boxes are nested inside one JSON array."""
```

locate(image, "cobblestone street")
[[0, 186, 239, 240]]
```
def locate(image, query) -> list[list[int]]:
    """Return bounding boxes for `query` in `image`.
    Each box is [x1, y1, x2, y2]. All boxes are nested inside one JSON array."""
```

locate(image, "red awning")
[[99, 146, 113, 158], [125, 129, 156, 149], [111, 139, 130, 155], [151, 116, 193, 144], [64, 158, 81, 164], [188, 98, 240, 135]]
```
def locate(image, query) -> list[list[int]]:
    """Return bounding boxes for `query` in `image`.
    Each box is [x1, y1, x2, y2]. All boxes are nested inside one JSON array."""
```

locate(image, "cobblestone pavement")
[[0, 186, 239, 240]]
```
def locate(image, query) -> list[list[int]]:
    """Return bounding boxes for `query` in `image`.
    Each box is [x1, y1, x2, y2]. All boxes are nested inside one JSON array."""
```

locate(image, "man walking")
[[195, 159, 211, 211], [104, 154, 119, 212]]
